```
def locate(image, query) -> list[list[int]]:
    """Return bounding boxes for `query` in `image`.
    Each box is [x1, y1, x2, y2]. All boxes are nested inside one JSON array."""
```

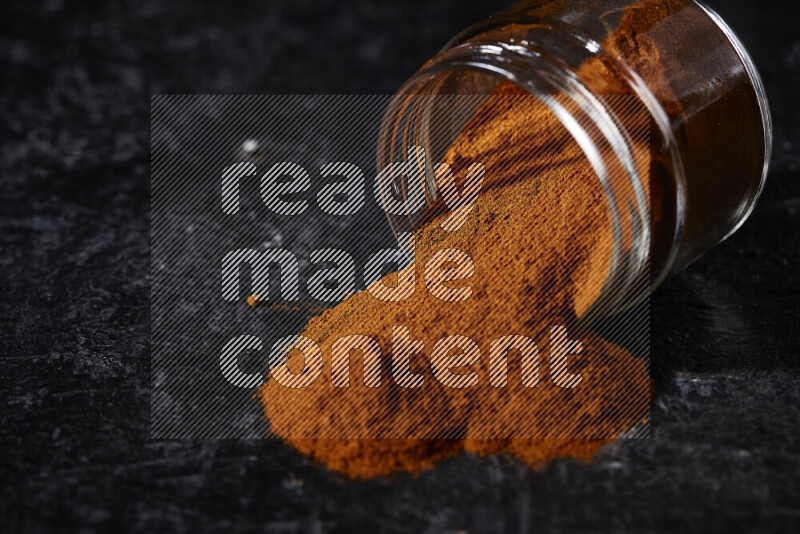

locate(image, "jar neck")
[[380, 33, 670, 321]]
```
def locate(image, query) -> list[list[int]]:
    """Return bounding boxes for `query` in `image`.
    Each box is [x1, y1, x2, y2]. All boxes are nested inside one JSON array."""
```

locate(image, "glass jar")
[[377, 0, 771, 321]]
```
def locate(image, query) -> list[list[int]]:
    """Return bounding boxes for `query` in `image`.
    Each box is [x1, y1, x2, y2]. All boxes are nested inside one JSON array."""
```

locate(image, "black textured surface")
[[2, 0, 799, 532]]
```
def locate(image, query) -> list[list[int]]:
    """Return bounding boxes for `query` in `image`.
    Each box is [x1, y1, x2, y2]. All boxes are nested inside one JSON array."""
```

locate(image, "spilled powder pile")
[[256, 82, 650, 478]]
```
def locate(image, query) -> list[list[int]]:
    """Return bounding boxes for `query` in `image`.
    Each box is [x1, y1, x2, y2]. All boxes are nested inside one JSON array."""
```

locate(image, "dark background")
[[1, 0, 798, 532]]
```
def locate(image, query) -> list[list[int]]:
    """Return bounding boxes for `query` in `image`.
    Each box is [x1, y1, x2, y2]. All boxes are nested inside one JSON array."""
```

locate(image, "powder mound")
[[256, 82, 650, 478]]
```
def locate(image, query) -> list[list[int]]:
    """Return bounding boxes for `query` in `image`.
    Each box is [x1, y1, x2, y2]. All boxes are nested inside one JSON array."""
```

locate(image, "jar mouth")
[[694, 0, 773, 241], [377, 40, 656, 323]]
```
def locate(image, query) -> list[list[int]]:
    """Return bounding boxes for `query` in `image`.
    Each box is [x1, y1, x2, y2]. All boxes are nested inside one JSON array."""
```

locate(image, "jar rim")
[[378, 39, 657, 322]]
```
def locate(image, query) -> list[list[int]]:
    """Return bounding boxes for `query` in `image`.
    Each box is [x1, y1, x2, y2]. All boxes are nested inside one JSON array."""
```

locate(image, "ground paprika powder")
[[252, 0, 770, 478]]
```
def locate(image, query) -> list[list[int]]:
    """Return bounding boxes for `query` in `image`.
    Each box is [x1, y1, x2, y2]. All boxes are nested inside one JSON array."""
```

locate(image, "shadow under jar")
[[377, 0, 771, 321]]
